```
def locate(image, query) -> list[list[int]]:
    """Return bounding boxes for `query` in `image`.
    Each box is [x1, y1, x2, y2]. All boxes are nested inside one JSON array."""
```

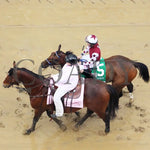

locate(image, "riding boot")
[[82, 69, 93, 78]]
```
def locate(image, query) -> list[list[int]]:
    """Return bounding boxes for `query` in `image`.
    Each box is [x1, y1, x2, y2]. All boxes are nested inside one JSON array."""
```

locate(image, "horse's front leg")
[[24, 109, 43, 135]]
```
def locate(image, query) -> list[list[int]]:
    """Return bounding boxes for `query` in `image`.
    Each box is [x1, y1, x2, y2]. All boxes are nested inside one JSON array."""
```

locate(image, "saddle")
[[46, 78, 84, 108], [63, 81, 82, 100], [45, 77, 82, 99]]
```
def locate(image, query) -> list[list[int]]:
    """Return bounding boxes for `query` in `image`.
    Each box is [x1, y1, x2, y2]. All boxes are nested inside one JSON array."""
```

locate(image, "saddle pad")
[[47, 78, 85, 108], [92, 57, 106, 82], [64, 79, 84, 108]]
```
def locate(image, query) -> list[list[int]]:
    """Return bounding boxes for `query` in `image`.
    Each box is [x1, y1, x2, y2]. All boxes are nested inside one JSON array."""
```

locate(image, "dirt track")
[[0, 0, 150, 150]]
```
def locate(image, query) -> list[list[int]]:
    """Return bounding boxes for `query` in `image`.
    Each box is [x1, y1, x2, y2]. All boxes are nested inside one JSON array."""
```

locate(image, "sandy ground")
[[0, 0, 150, 150]]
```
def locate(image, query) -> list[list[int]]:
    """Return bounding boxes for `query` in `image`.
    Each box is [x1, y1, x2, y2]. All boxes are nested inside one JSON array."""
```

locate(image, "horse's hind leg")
[[74, 109, 93, 131], [127, 82, 134, 105], [75, 111, 80, 118], [101, 111, 110, 133], [103, 113, 110, 133], [96, 111, 110, 134], [24, 109, 43, 135]]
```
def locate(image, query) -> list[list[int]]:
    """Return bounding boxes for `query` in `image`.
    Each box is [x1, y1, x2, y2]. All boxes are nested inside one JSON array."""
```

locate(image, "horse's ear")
[[58, 44, 61, 51], [13, 61, 16, 68]]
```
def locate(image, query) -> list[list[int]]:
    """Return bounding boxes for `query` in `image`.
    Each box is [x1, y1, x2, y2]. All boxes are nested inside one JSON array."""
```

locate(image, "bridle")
[[55, 51, 60, 58], [45, 51, 62, 71], [46, 51, 60, 65]]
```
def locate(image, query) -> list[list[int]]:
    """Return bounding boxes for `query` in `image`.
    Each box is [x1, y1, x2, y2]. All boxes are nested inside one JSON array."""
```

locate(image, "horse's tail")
[[106, 84, 119, 119], [133, 62, 150, 82]]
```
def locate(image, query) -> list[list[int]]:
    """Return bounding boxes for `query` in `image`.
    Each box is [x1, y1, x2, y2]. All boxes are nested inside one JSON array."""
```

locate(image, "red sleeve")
[[94, 47, 101, 61]]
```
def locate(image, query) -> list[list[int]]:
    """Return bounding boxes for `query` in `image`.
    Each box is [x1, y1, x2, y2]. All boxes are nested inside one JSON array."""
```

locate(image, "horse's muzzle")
[[41, 62, 49, 68], [3, 83, 11, 88]]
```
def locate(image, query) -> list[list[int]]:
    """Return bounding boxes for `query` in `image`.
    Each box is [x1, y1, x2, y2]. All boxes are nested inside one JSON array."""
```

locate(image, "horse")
[[3, 61, 118, 135], [41, 44, 149, 106]]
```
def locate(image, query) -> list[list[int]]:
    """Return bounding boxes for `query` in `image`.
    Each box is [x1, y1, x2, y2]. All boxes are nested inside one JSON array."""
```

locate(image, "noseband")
[[45, 51, 61, 71], [46, 59, 52, 65]]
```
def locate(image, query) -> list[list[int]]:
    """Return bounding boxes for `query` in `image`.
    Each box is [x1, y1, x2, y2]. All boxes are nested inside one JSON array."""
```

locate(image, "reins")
[[29, 77, 55, 99], [11, 68, 54, 99], [45, 50, 65, 71]]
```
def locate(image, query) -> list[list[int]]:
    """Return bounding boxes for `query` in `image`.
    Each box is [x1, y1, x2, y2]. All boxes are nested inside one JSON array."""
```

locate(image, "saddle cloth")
[[92, 57, 106, 82], [47, 78, 85, 108]]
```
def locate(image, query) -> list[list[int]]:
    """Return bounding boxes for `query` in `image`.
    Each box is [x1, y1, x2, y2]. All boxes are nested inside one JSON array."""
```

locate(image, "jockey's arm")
[[83, 52, 99, 68], [81, 46, 90, 56]]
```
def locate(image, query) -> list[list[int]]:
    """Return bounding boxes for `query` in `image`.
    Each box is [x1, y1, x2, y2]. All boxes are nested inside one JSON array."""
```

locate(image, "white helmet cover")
[[85, 35, 98, 44]]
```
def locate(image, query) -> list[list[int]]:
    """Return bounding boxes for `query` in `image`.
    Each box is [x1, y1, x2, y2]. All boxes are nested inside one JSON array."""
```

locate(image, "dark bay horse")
[[41, 45, 149, 105], [3, 62, 118, 135]]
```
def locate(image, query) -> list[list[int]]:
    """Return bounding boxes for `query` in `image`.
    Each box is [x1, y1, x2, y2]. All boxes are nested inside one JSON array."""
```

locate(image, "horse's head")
[[41, 44, 66, 69], [3, 61, 20, 88]]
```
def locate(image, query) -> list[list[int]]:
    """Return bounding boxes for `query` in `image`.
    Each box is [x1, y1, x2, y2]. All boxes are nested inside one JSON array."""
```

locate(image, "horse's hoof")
[[105, 128, 110, 134], [126, 102, 133, 107], [23, 129, 33, 135], [128, 103, 132, 107], [129, 98, 134, 105], [24, 130, 31, 135], [60, 124, 67, 131], [73, 125, 79, 132]]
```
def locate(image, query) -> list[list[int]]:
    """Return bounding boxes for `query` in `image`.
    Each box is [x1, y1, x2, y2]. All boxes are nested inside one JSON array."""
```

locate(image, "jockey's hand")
[[80, 69, 84, 73]]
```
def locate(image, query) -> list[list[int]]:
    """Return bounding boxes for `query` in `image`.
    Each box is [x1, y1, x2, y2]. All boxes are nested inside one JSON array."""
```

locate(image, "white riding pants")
[[53, 84, 77, 117]]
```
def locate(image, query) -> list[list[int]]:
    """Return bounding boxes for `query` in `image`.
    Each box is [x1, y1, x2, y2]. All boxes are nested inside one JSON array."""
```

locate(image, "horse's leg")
[[73, 111, 81, 122], [112, 87, 120, 109], [112, 82, 124, 109], [74, 109, 93, 131], [103, 113, 110, 133], [75, 111, 80, 118], [24, 109, 43, 135], [96, 110, 110, 134], [127, 82, 134, 105], [119, 90, 123, 98], [46, 110, 67, 131]]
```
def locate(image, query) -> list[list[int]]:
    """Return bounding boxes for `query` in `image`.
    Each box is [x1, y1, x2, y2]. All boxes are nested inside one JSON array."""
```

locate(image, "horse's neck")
[[18, 71, 43, 94], [58, 52, 66, 67]]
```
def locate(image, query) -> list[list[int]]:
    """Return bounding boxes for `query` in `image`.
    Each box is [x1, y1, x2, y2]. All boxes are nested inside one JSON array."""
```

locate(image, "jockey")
[[53, 53, 79, 118], [80, 35, 101, 76]]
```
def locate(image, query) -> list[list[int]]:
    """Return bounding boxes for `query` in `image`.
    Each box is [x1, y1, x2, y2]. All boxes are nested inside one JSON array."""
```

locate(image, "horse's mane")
[[8, 68, 45, 80], [65, 51, 73, 56]]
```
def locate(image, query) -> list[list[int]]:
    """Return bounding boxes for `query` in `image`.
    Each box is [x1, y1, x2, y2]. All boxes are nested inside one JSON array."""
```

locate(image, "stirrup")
[[50, 114, 57, 118], [50, 114, 62, 119]]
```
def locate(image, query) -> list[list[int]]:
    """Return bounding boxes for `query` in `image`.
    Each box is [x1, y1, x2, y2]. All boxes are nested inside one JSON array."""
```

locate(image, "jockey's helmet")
[[66, 53, 78, 65], [85, 35, 98, 45]]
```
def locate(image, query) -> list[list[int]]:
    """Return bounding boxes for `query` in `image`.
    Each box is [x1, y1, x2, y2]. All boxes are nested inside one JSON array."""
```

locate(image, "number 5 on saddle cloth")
[[92, 57, 106, 82]]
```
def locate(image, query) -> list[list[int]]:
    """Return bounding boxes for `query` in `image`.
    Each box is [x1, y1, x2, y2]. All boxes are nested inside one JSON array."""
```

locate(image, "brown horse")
[[41, 45, 149, 106], [3, 62, 118, 135]]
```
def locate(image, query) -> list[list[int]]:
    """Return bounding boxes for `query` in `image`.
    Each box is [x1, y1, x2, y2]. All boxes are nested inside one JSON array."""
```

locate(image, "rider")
[[80, 35, 101, 76], [53, 53, 79, 118]]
